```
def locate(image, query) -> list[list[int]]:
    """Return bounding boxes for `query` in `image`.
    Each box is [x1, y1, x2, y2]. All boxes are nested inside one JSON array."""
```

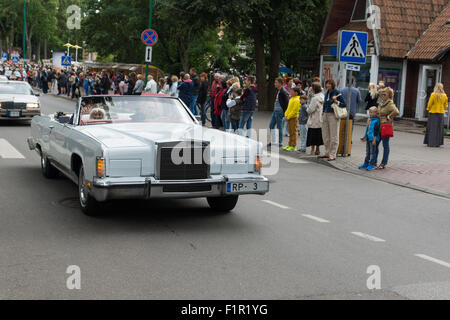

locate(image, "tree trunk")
[[36, 37, 41, 62], [268, 25, 281, 112], [253, 19, 268, 111], [44, 38, 47, 59]]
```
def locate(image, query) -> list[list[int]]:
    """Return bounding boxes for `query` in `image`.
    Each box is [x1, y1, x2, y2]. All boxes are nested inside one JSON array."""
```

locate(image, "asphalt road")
[[1, 93, 450, 299]]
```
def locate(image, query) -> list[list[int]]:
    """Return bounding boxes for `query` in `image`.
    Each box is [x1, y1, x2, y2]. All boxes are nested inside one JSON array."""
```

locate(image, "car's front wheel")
[[207, 195, 239, 212], [78, 166, 102, 216], [40, 152, 58, 179]]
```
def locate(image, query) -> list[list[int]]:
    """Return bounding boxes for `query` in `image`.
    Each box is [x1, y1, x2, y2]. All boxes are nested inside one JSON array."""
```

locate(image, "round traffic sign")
[[141, 29, 158, 46]]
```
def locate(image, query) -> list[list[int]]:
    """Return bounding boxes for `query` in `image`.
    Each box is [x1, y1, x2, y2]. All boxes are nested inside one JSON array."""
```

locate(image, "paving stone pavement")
[[251, 111, 450, 197]]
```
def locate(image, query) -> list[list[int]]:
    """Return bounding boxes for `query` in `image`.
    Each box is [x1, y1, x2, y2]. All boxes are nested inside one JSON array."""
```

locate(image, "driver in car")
[[131, 103, 164, 122]]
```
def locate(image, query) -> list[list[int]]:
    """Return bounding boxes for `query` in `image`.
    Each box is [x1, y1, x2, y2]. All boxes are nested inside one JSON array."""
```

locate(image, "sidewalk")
[[252, 111, 450, 198]]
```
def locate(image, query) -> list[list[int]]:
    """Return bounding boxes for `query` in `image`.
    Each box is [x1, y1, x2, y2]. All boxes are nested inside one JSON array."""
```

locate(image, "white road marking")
[[262, 200, 290, 209], [351, 232, 386, 242], [415, 254, 450, 269], [301, 214, 330, 223], [0, 139, 25, 159], [263, 150, 310, 164]]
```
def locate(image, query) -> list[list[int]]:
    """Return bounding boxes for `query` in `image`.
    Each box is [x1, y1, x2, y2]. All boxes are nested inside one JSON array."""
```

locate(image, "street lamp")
[[63, 43, 73, 56], [73, 45, 82, 62]]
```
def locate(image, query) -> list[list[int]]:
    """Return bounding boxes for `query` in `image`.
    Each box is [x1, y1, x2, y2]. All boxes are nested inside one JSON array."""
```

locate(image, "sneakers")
[[366, 165, 376, 171], [358, 164, 368, 169], [283, 146, 296, 151]]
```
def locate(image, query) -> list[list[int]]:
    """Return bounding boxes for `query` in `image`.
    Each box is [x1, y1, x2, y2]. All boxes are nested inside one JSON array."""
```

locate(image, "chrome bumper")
[[89, 174, 269, 202], [0, 109, 40, 119]]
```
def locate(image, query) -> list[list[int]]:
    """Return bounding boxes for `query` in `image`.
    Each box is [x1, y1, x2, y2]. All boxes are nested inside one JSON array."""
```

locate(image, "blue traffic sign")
[[61, 56, 72, 66], [11, 55, 19, 63], [141, 29, 158, 46], [1, 53, 7, 59], [338, 30, 368, 64]]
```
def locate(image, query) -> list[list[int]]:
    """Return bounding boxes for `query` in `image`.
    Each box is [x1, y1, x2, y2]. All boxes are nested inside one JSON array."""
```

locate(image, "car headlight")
[[26, 103, 40, 109]]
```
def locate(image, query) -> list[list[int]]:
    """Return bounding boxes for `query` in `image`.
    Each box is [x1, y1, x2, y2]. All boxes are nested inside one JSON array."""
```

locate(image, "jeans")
[[379, 137, 390, 165], [200, 101, 207, 125], [190, 95, 198, 115], [238, 111, 254, 138], [221, 109, 230, 130], [231, 119, 239, 132], [269, 110, 284, 145], [298, 124, 308, 151], [364, 140, 379, 166]]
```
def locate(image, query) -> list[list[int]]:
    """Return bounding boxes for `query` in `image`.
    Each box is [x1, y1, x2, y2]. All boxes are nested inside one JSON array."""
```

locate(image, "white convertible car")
[[28, 95, 269, 216]]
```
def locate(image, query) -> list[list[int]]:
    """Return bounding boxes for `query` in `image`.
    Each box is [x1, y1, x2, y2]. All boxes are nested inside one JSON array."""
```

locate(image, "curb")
[[278, 148, 450, 200]]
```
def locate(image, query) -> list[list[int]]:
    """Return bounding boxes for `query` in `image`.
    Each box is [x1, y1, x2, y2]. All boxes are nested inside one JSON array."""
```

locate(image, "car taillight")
[[255, 156, 262, 173], [96, 157, 105, 178]]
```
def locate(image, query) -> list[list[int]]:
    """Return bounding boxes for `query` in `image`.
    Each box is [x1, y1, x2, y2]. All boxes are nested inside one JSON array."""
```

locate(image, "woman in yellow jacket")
[[424, 83, 448, 147], [283, 87, 301, 151]]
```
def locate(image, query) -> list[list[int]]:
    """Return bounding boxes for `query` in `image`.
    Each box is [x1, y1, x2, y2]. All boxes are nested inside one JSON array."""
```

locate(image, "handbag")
[[380, 123, 394, 138], [332, 102, 348, 119]]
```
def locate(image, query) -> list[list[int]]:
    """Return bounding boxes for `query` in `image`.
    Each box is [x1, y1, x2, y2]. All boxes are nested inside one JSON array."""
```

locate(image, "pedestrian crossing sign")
[[61, 56, 72, 66], [338, 30, 368, 64]]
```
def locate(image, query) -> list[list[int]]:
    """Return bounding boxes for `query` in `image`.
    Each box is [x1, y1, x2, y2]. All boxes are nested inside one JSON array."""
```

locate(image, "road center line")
[[0, 139, 25, 159], [414, 254, 450, 269], [351, 232, 386, 242], [301, 214, 330, 223], [262, 200, 290, 209]]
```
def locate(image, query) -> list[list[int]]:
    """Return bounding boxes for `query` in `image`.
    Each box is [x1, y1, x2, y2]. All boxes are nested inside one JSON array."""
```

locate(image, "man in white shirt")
[[144, 75, 157, 94]]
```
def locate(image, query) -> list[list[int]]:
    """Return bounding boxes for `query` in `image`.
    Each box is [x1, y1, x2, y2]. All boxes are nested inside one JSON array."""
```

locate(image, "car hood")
[[0, 94, 39, 104], [78, 122, 260, 152]]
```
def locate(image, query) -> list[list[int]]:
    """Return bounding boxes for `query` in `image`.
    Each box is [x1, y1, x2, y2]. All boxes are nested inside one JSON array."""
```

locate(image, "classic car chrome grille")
[[158, 142, 210, 180], [1, 101, 26, 110]]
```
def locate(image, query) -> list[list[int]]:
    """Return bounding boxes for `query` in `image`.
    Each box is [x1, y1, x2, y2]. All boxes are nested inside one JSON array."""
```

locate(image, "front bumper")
[[89, 174, 269, 202], [0, 109, 40, 119]]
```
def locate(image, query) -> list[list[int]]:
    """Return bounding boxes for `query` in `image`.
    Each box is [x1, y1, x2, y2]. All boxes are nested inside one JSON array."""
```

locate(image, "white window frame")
[[351, 0, 368, 22]]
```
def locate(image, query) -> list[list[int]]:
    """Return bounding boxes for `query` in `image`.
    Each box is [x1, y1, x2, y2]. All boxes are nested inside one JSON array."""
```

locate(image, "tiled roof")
[[373, 0, 449, 58], [321, 21, 374, 45], [407, 2, 450, 60]]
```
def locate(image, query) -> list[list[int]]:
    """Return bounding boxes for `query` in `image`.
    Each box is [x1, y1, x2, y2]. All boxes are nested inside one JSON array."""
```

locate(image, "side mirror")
[[58, 116, 71, 124], [34, 92, 40, 97], [195, 115, 201, 123]]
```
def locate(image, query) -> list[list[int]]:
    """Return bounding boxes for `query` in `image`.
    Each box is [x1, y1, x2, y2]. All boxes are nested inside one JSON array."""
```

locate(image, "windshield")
[[0, 83, 34, 95], [78, 96, 194, 125]]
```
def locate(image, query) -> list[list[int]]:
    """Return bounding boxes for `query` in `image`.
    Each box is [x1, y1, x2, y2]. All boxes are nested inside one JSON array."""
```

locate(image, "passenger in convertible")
[[89, 107, 106, 120]]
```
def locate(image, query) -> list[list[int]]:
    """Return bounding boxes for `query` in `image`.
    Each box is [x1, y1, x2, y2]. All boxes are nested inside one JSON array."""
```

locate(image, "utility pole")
[[23, 0, 27, 60], [144, 0, 154, 86]]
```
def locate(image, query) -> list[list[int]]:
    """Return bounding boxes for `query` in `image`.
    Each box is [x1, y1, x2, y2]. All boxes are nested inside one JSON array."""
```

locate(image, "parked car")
[[0, 81, 41, 121], [27, 95, 269, 216]]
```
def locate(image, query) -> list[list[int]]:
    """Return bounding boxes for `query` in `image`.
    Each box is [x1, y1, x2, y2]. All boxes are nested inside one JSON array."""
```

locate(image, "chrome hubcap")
[[79, 171, 88, 206]]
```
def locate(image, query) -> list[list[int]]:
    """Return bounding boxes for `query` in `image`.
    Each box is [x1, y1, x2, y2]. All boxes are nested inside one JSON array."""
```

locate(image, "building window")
[[351, 0, 367, 22]]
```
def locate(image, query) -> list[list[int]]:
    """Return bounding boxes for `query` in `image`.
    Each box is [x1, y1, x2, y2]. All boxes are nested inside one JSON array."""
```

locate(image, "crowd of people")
[[1, 61, 448, 169]]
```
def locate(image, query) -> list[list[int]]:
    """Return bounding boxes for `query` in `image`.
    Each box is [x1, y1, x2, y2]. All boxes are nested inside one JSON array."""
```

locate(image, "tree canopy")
[[0, 0, 330, 109]]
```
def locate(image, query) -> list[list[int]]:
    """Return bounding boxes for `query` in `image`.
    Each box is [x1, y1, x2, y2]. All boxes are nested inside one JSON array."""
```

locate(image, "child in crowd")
[[226, 88, 243, 133], [283, 87, 301, 151], [359, 106, 381, 171], [297, 95, 309, 152]]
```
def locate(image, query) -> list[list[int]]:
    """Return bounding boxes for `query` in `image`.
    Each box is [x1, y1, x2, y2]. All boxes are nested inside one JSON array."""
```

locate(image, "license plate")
[[226, 182, 265, 194], [8, 111, 20, 118]]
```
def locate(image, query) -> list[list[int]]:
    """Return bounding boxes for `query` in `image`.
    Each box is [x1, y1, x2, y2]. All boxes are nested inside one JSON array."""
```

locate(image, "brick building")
[[319, 0, 450, 120]]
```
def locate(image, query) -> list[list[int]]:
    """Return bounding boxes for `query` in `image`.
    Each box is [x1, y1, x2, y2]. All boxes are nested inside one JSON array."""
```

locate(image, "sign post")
[[338, 30, 368, 157], [143, 0, 155, 87]]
